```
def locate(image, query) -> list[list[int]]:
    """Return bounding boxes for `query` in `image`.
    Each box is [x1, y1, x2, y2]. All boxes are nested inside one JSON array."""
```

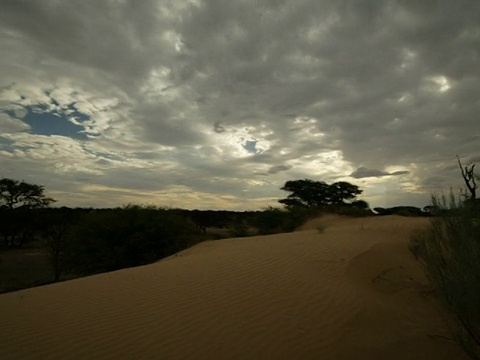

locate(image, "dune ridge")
[[0, 216, 469, 359]]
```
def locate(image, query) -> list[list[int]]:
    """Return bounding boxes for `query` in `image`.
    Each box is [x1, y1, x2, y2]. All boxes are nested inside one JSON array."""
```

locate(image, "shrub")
[[249, 206, 312, 235], [326, 204, 373, 217], [409, 194, 480, 358], [230, 220, 250, 237], [64, 206, 202, 275]]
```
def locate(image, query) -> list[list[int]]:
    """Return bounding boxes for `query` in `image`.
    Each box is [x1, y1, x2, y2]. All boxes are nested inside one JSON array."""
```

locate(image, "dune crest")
[[0, 215, 468, 359]]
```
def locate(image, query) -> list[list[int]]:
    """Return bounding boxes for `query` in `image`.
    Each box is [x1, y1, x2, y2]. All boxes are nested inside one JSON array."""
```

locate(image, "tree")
[[0, 178, 55, 209], [279, 179, 330, 208], [279, 179, 362, 208], [351, 199, 370, 210], [0, 178, 55, 247], [456, 156, 478, 201], [41, 208, 77, 282], [327, 181, 363, 204]]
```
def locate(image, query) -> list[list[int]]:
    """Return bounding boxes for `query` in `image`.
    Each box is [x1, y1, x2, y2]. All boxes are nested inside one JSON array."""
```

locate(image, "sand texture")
[[0, 215, 469, 359]]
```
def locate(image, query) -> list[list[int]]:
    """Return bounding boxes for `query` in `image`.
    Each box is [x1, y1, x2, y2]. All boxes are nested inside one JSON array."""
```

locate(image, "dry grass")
[[409, 195, 480, 359]]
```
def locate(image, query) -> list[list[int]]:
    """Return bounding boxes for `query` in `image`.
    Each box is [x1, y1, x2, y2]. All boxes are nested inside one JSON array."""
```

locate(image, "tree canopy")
[[0, 178, 55, 210], [279, 179, 362, 208]]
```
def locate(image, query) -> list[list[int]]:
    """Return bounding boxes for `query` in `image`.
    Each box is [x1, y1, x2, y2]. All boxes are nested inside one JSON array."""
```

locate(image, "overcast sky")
[[1, 0, 479, 210]]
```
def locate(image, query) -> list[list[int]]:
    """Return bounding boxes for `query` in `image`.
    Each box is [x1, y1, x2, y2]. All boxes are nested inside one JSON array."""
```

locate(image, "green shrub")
[[409, 194, 480, 358]]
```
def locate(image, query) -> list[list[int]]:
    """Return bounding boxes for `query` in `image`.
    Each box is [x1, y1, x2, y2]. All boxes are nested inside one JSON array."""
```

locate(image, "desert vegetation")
[[0, 177, 313, 292], [409, 159, 480, 359], [0, 176, 397, 293]]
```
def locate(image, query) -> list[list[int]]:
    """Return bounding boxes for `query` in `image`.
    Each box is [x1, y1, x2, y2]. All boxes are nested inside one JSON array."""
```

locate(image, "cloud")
[[0, 112, 30, 133], [254, 164, 292, 176], [268, 165, 292, 175], [213, 121, 225, 133], [350, 167, 410, 179], [0, 1, 479, 209]]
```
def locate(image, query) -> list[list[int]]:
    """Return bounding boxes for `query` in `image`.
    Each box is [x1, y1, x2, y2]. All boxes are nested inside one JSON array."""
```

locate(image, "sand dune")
[[0, 215, 469, 359]]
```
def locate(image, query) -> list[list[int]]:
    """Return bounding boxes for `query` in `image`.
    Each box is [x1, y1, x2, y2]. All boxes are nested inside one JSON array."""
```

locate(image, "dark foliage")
[[249, 206, 312, 235], [63, 206, 202, 275], [324, 203, 373, 217], [351, 199, 370, 210], [279, 179, 362, 208], [0, 208, 41, 247], [374, 206, 428, 217], [0, 178, 55, 210], [0, 178, 56, 248], [409, 195, 480, 358], [39, 208, 81, 282], [186, 209, 237, 234]]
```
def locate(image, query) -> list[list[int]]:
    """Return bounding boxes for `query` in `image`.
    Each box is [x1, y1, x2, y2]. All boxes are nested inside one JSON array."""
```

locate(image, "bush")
[[250, 206, 311, 235], [409, 194, 480, 358], [326, 204, 373, 217], [230, 219, 250, 237], [64, 205, 202, 275]]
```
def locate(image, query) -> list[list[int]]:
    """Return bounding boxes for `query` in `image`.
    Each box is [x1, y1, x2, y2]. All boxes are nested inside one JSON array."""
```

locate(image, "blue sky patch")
[[243, 139, 260, 154], [18, 104, 90, 140]]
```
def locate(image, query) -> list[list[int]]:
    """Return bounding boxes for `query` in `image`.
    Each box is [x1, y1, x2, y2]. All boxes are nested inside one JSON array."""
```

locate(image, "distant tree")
[[279, 179, 362, 208], [187, 210, 232, 235], [0, 178, 55, 247], [0, 178, 55, 210], [41, 208, 78, 282], [328, 181, 363, 204], [351, 199, 370, 210], [279, 179, 329, 208], [0, 209, 39, 247], [374, 206, 425, 217], [373, 207, 389, 215]]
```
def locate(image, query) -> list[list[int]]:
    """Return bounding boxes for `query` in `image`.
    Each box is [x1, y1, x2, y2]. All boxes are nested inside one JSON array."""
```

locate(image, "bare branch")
[[456, 156, 478, 200]]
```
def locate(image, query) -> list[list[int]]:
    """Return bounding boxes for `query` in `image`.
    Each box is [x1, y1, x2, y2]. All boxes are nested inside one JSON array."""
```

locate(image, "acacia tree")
[[327, 181, 363, 204], [279, 179, 330, 208], [0, 178, 55, 209], [0, 178, 55, 247], [279, 179, 362, 208]]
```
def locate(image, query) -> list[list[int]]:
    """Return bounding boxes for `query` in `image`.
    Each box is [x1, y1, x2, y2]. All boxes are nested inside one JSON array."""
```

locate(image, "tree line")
[[0, 176, 367, 287], [9, 164, 477, 291]]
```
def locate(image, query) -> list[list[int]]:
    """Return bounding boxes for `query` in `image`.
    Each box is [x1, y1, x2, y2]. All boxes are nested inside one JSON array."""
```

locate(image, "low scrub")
[[325, 203, 373, 217], [409, 194, 480, 358], [250, 206, 312, 235], [64, 205, 202, 276]]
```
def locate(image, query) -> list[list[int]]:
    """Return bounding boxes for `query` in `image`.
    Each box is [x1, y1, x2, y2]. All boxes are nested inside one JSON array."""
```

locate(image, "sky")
[[1, 0, 479, 210]]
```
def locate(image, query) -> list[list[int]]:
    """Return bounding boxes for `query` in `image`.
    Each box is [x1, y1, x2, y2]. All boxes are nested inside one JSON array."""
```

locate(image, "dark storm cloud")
[[1, 0, 479, 209], [0, 0, 164, 87], [213, 121, 226, 133]]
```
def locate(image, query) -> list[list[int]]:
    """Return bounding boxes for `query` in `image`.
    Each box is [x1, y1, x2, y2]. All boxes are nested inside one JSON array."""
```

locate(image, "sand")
[[0, 215, 469, 359]]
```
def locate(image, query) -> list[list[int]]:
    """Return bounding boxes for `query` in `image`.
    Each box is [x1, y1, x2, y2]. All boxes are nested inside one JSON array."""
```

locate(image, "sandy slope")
[[0, 216, 469, 360]]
